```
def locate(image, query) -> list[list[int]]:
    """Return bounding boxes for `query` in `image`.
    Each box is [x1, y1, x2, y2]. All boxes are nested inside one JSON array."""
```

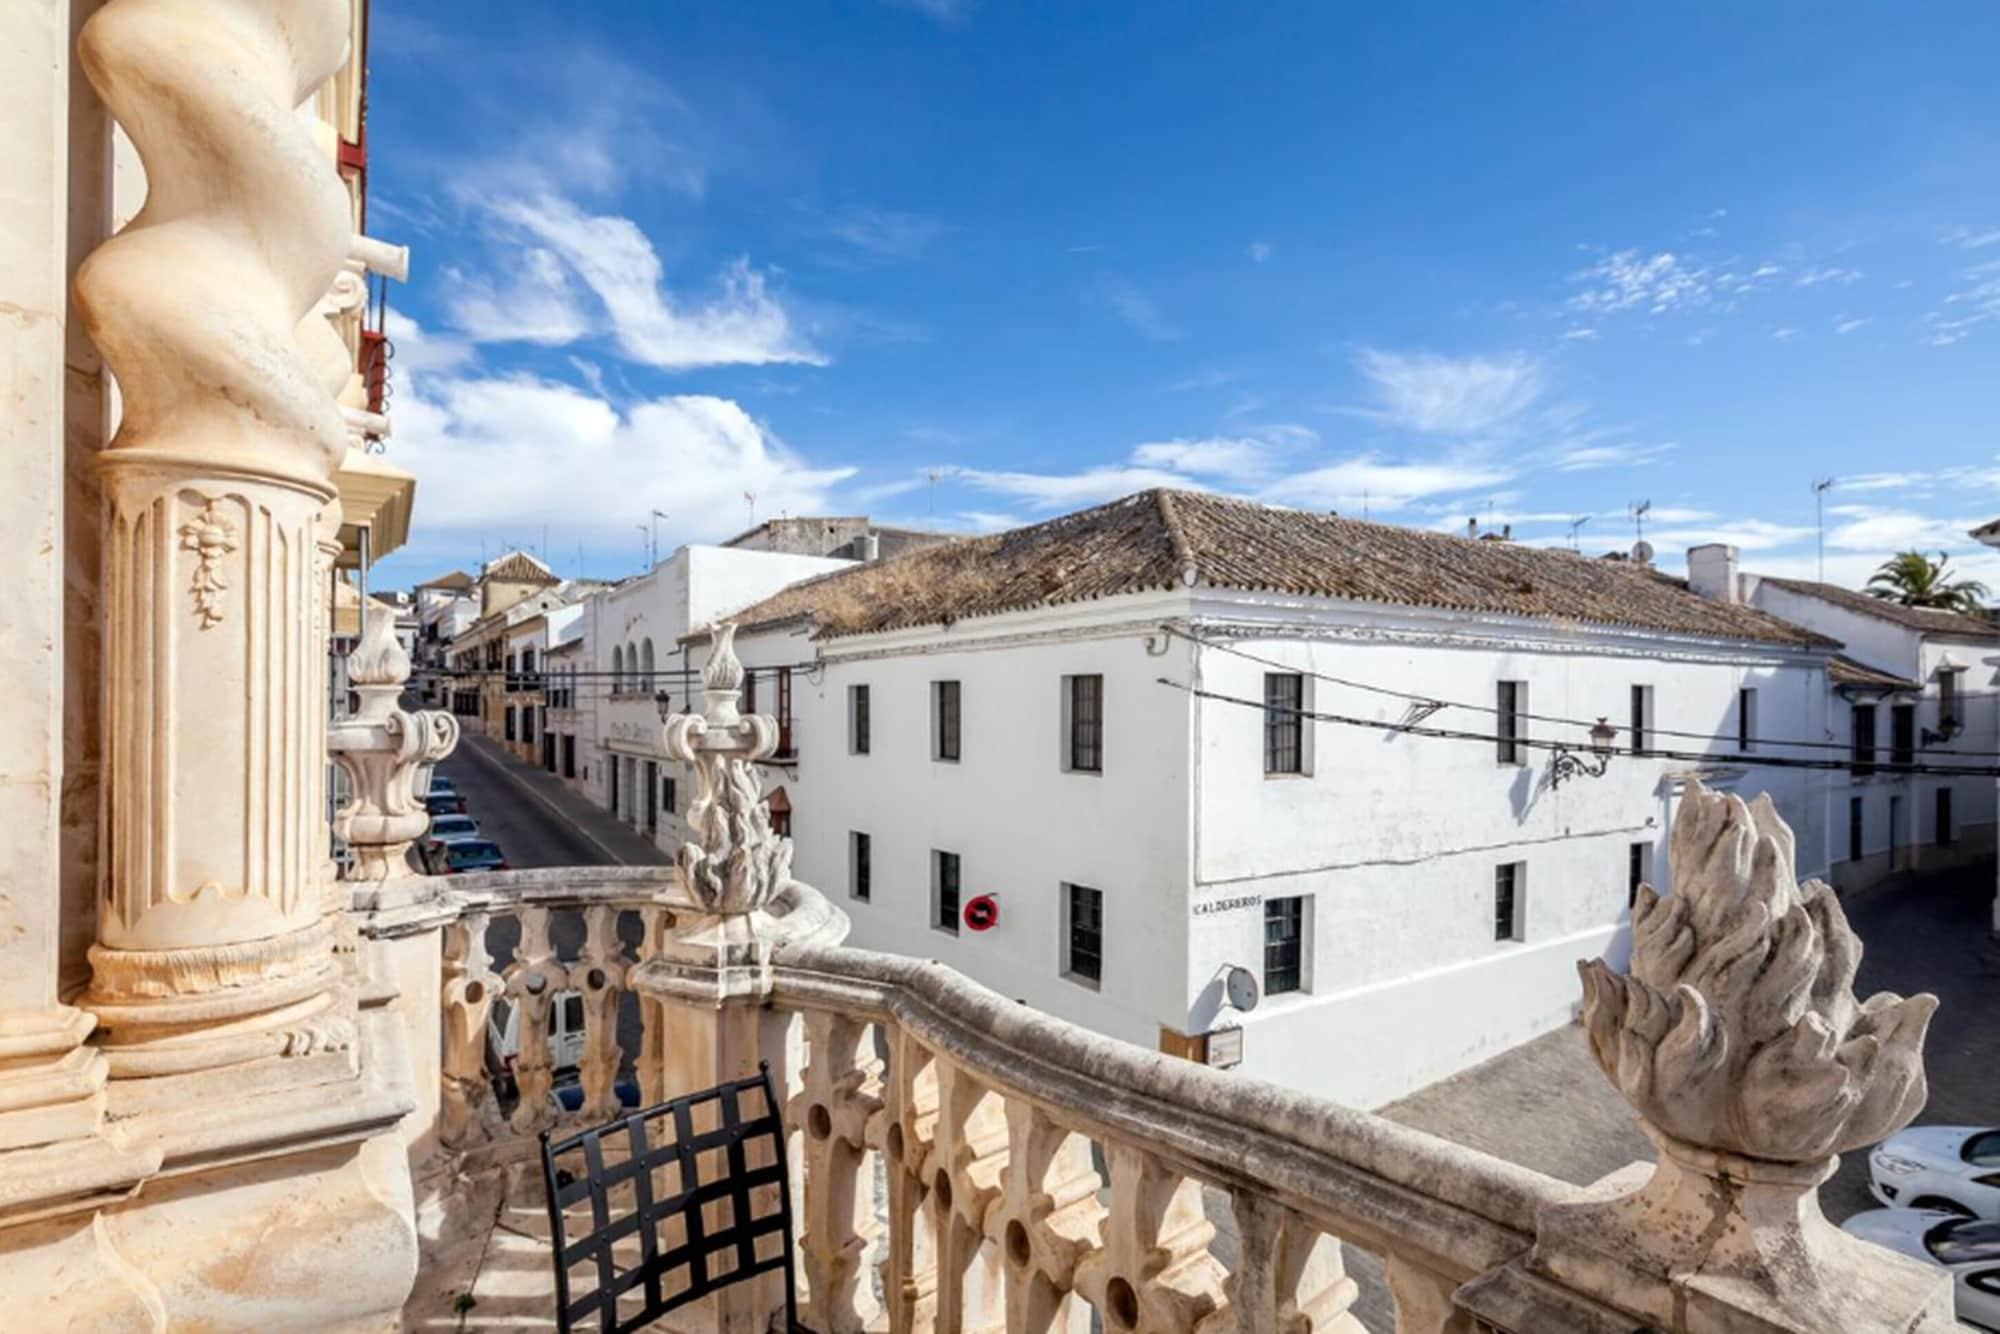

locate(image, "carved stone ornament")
[[330, 611, 460, 881], [1536, 780, 1951, 1333], [177, 496, 238, 628], [661, 622, 790, 917]]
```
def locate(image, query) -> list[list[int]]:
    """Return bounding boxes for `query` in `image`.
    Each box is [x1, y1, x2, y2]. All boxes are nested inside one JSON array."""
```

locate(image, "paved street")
[[429, 725, 668, 870]]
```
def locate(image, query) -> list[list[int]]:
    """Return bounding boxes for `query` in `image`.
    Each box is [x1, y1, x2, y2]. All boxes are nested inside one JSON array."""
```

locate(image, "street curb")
[[456, 733, 632, 867]]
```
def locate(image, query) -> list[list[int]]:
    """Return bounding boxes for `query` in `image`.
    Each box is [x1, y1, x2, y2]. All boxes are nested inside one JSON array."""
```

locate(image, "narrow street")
[[428, 725, 668, 870]]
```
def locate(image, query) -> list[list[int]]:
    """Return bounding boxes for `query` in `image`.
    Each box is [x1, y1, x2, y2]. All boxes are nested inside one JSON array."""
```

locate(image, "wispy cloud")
[[821, 205, 947, 261], [1131, 437, 1278, 482], [442, 246, 593, 346], [1551, 441, 1675, 472], [1269, 458, 1513, 512], [952, 464, 1192, 509], [1349, 348, 1545, 436], [1771, 327, 1800, 342], [882, 0, 975, 22], [1834, 316, 1869, 335], [1247, 240, 1274, 264], [1095, 276, 1184, 342], [1943, 225, 2000, 250], [1559, 327, 1599, 341], [1795, 266, 1863, 288], [1923, 259, 2000, 346], [1568, 250, 1713, 315], [476, 194, 825, 368]]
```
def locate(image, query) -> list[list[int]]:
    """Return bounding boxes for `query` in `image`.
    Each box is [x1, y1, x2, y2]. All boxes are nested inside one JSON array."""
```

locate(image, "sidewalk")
[[453, 730, 671, 867]]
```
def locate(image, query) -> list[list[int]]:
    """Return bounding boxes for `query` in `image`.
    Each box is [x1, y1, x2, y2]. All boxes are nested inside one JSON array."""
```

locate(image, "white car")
[[427, 813, 480, 841], [1869, 1126, 2000, 1218], [1843, 1208, 2000, 1331]]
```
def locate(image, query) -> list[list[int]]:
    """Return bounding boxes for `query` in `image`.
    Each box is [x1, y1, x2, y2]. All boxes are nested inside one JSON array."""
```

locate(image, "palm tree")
[[1865, 550, 1989, 613]]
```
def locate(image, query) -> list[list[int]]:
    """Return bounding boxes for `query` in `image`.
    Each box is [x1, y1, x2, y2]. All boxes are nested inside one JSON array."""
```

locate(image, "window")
[[744, 668, 757, 716], [771, 805, 791, 838], [775, 668, 794, 758], [504, 706, 516, 741], [1263, 897, 1304, 995], [562, 734, 576, 779], [1628, 841, 1651, 909], [1064, 884, 1103, 985], [1264, 673, 1305, 775], [850, 832, 872, 902], [1849, 796, 1864, 862], [1496, 680, 1527, 764], [1890, 703, 1915, 768], [640, 639, 655, 693], [522, 707, 536, 743], [661, 775, 676, 814], [1629, 685, 1652, 755], [849, 684, 871, 755], [1937, 786, 1955, 846], [1494, 862, 1524, 942], [1737, 687, 1757, 753], [933, 681, 962, 762], [1851, 703, 1877, 775], [932, 850, 961, 933], [1066, 674, 1104, 773], [611, 646, 624, 695], [505, 652, 518, 691], [1940, 670, 1961, 730]]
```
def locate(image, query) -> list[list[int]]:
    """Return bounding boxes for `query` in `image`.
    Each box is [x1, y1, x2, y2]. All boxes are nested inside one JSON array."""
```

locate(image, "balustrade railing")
[[365, 623, 1956, 1334]]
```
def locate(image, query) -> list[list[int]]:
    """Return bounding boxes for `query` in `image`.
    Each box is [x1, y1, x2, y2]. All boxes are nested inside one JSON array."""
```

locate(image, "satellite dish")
[[1222, 965, 1260, 1013], [1631, 540, 1655, 566]]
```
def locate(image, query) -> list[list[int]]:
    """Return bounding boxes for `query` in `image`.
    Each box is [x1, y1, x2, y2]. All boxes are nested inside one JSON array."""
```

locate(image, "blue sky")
[[365, 2, 2000, 594]]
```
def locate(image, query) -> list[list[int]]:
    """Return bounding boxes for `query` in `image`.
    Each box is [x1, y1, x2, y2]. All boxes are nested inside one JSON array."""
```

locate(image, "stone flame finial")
[[346, 603, 411, 688], [1532, 780, 1952, 1334], [1580, 781, 1934, 1161], [663, 622, 789, 915]]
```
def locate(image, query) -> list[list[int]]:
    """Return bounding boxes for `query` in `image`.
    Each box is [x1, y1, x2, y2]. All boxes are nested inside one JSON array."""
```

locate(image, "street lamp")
[[656, 690, 673, 722], [1549, 717, 1619, 787]]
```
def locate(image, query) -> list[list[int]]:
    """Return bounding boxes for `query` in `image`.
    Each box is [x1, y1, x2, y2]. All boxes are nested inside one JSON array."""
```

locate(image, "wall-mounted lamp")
[[1550, 717, 1618, 787]]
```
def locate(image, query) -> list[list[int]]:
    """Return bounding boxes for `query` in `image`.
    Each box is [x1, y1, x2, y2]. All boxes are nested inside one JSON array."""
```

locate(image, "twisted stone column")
[[72, 0, 360, 1077]]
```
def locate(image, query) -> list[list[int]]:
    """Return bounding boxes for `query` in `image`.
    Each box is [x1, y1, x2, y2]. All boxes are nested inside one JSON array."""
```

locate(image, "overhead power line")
[[1161, 625, 2000, 761]]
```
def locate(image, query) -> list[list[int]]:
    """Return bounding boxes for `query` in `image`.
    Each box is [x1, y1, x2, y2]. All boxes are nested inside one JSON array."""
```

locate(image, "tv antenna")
[[650, 509, 669, 567], [1629, 499, 1651, 541], [925, 469, 942, 516], [1567, 515, 1590, 552], [743, 491, 756, 528], [1812, 478, 1835, 583]]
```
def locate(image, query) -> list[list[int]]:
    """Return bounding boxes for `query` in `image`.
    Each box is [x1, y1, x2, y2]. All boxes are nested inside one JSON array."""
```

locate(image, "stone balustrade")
[[367, 622, 1959, 1333]]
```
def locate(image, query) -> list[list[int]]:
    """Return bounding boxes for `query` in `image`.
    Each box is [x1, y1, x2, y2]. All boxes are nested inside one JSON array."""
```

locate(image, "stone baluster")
[[329, 610, 459, 882], [1204, 1195, 1361, 1334], [505, 907, 562, 1135], [1074, 1145, 1229, 1334], [795, 1010, 886, 1333], [1384, 1258, 1477, 1334], [439, 910, 498, 1149], [882, 1031, 942, 1333], [984, 1099, 1104, 1334], [72, 0, 361, 1079], [923, 1060, 1010, 1332], [633, 904, 670, 1108], [572, 904, 628, 1122], [1491, 780, 1956, 1333]]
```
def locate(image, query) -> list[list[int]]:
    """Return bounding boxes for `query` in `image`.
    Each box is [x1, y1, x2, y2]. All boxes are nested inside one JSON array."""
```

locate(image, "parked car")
[[427, 813, 479, 841], [1870, 1127, 2000, 1217], [1843, 1209, 2000, 1330], [436, 837, 506, 873], [490, 989, 587, 1072], [427, 775, 458, 798], [549, 1077, 643, 1115], [424, 791, 467, 817]]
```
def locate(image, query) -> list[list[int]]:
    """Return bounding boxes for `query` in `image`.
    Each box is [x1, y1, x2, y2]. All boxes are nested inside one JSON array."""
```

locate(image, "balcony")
[[352, 626, 1953, 1334]]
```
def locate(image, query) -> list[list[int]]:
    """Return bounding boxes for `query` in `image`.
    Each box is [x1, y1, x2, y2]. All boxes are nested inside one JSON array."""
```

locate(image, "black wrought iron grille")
[[539, 1063, 798, 1333]]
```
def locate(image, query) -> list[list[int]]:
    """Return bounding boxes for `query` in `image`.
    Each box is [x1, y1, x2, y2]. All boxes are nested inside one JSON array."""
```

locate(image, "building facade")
[[718, 491, 1843, 1108]]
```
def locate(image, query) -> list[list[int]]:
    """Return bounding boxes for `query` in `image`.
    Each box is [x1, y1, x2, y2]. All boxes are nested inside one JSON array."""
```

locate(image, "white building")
[[714, 490, 1843, 1107], [1693, 548, 2000, 890]]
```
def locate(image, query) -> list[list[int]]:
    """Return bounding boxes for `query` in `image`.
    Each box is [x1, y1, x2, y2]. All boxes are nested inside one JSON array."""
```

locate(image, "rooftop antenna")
[[1812, 478, 1835, 583], [743, 491, 756, 528], [1567, 515, 1590, 552], [1629, 499, 1651, 541], [650, 509, 669, 567], [636, 524, 649, 573], [1363, 488, 1370, 519], [925, 469, 942, 516]]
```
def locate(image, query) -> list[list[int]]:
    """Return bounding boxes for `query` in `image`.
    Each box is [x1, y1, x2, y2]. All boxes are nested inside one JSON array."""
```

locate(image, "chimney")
[[863, 532, 881, 562], [1467, 518, 1478, 538], [1687, 543, 1740, 603]]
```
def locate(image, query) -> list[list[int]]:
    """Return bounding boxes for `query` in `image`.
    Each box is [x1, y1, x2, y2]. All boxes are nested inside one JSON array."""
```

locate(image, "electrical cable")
[[1161, 623, 2000, 760], [1155, 676, 2000, 779]]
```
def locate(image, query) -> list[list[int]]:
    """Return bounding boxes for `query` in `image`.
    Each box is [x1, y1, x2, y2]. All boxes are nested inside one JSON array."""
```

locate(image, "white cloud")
[[384, 309, 473, 374], [1131, 437, 1275, 480], [1268, 457, 1513, 512], [1835, 316, 1869, 335], [823, 206, 946, 261], [883, 0, 974, 21], [1795, 266, 1863, 288], [951, 465, 1192, 509], [442, 247, 592, 346], [1247, 240, 1273, 264], [1943, 225, 2000, 250], [1350, 348, 1545, 436], [1645, 519, 1815, 552], [1835, 472, 1930, 493], [1551, 441, 1674, 472], [386, 337, 851, 547], [475, 194, 825, 369], [1771, 326, 1799, 342], [1568, 250, 1712, 314], [1825, 508, 1998, 554], [1559, 327, 1599, 341], [1096, 276, 1183, 342]]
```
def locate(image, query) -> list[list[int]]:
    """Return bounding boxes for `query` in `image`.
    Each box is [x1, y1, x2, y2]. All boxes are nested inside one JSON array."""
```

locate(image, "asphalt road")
[[430, 732, 620, 869]]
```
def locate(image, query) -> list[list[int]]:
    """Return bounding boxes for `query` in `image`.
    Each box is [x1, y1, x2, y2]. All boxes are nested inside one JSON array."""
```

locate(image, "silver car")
[[1870, 1126, 2000, 1218], [1844, 1208, 2000, 1331]]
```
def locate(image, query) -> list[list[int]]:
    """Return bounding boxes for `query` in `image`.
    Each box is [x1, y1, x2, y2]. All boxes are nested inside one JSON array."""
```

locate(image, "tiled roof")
[[1827, 654, 1921, 693], [1762, 577, 1998, 640], [482, 551, 558, 585], [727, 490, 1840, 648]]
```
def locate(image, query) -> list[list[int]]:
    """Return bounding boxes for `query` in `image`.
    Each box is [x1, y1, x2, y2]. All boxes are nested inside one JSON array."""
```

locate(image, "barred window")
[[1068, 674, 1103, 773], [1065, 884, 1103, 984], [1263, 896, 1303, 995], [1496, 680, 1526, 764], [1264, 673, 1304, 775], [1628, 841, 1650, 909], [1495, 862, 1523, 941], [1851, 703, 1877, 776], [851, 832, 872, 902], [933, 850, 960, 933], [850, 684, 871, 755], [934, 681, 962, 762]]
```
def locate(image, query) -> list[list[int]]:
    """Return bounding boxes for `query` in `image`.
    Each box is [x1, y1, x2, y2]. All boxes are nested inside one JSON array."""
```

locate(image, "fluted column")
[[72, 0, 360, 1077]]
